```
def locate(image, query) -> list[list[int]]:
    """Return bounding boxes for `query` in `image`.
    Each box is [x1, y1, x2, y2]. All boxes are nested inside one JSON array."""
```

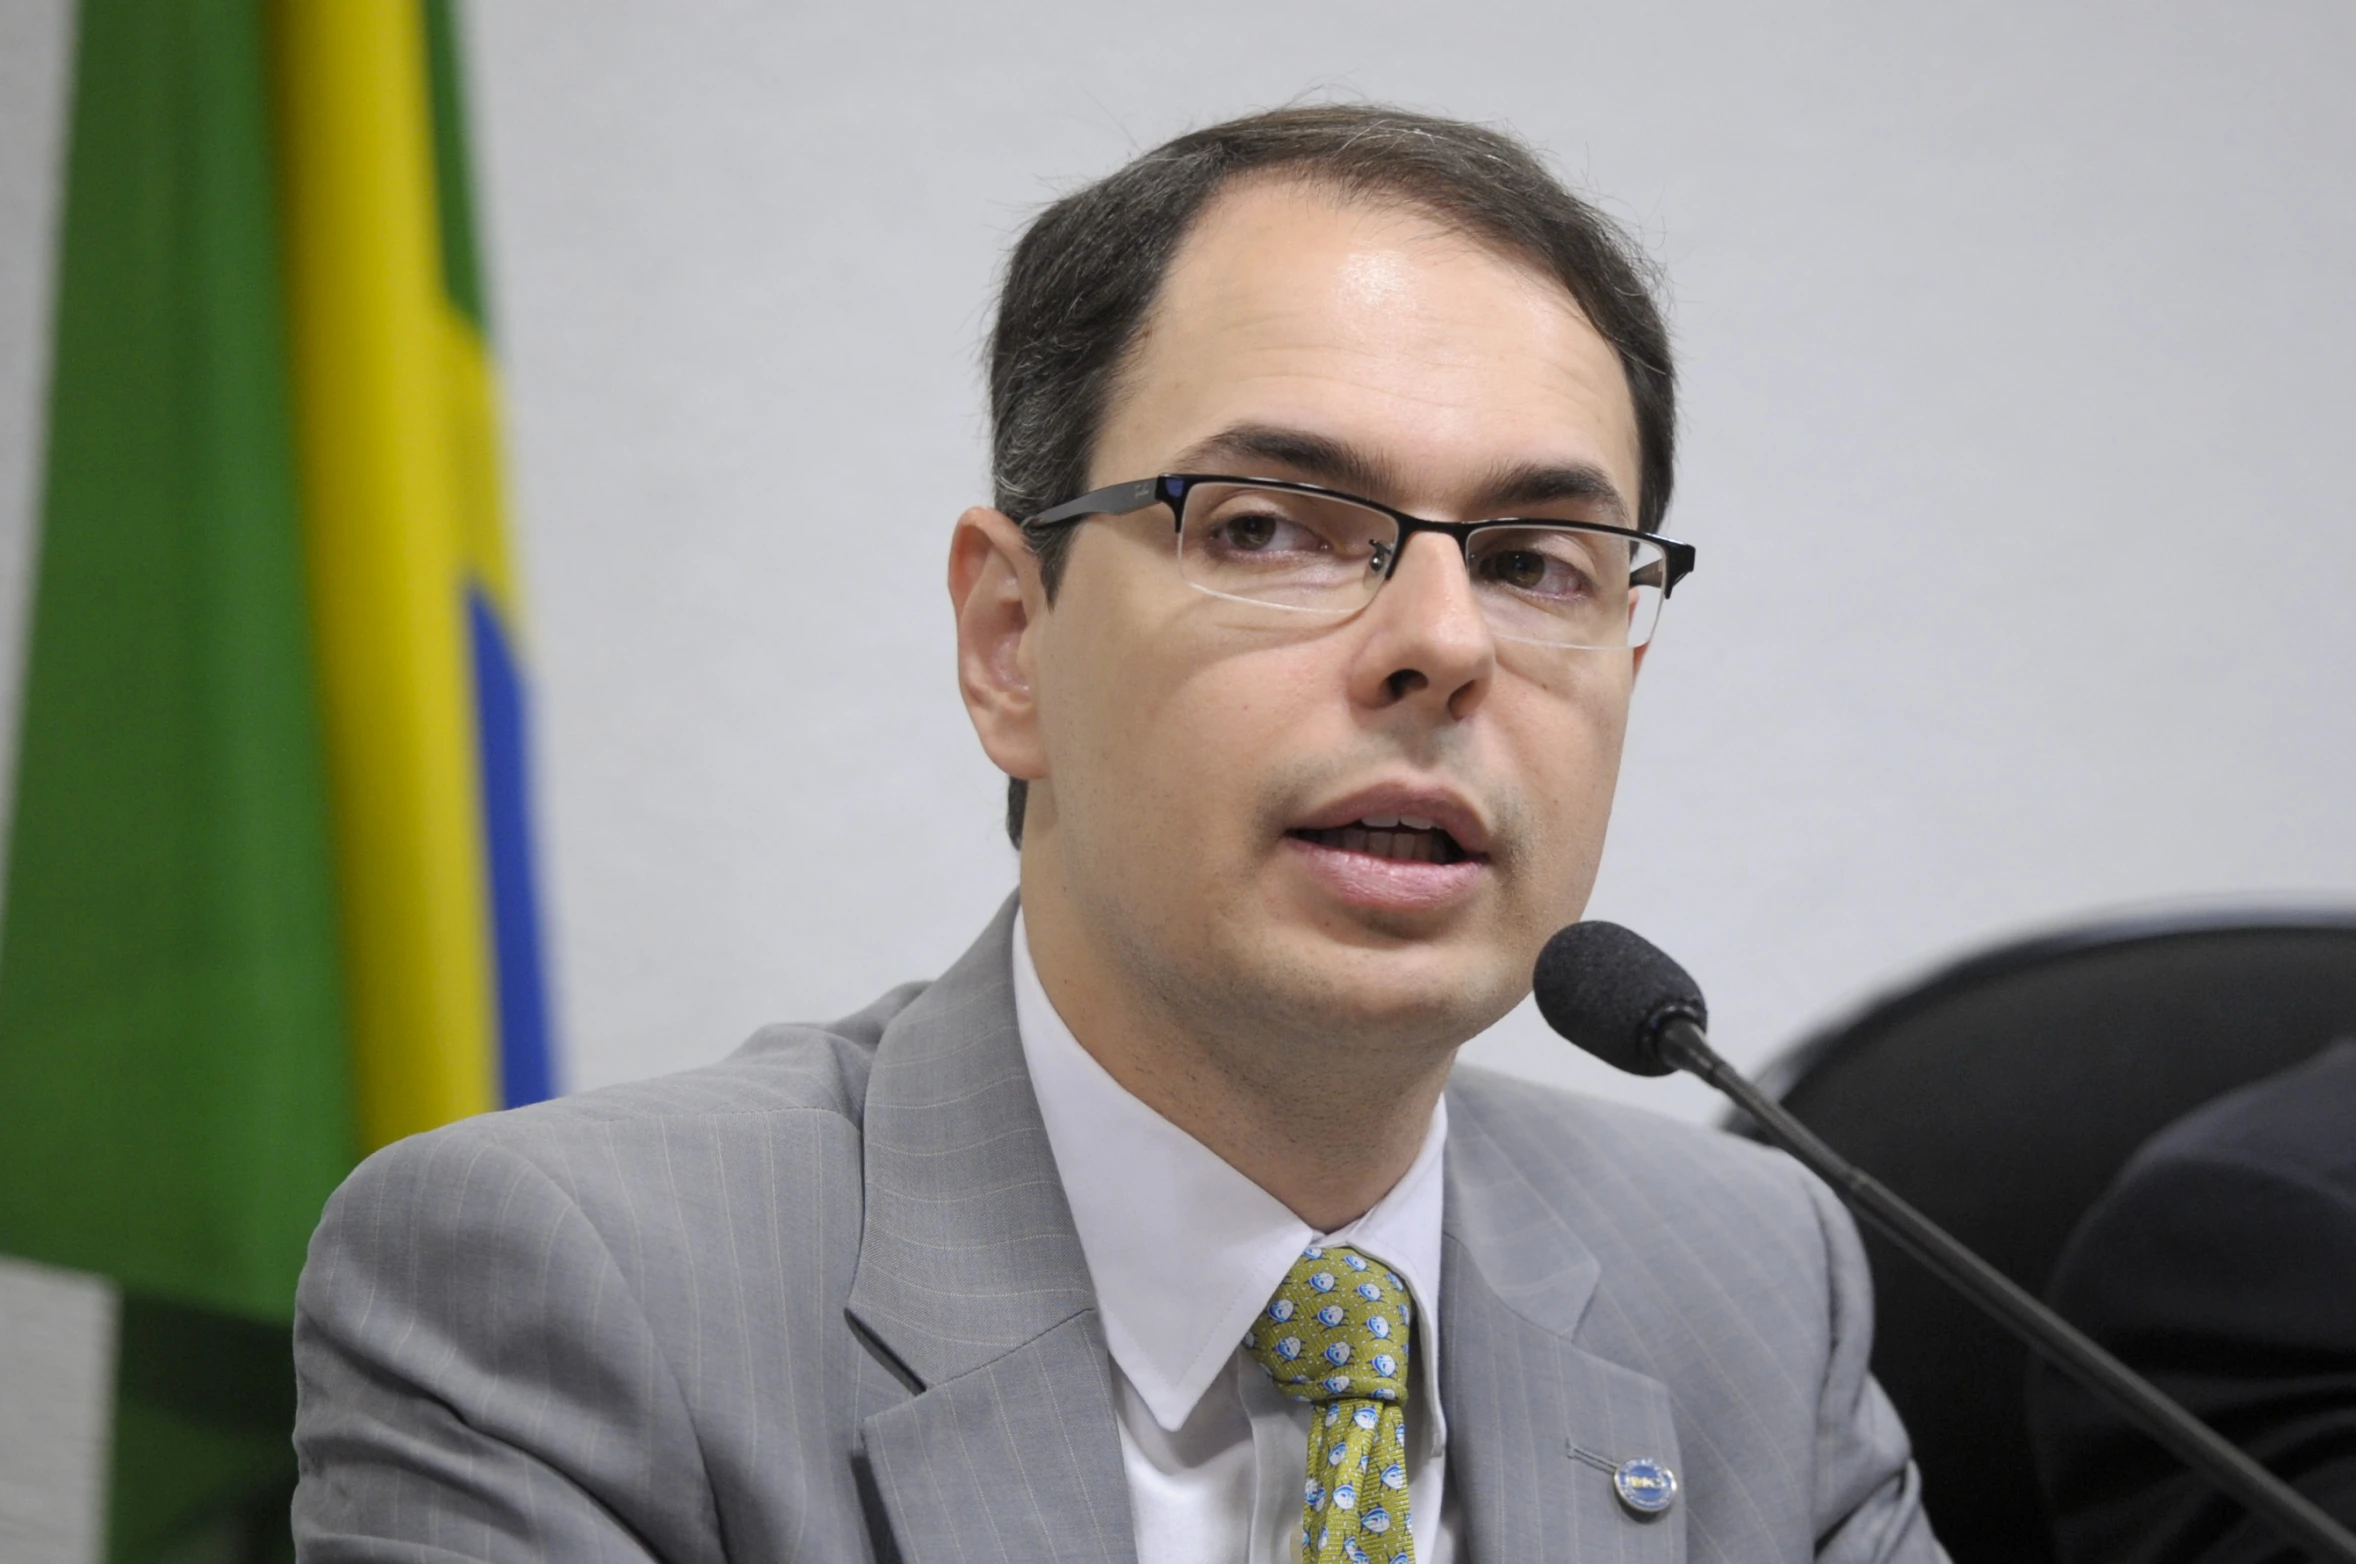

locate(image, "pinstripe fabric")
[[1440, 1072, 1941, 1564], [293, 899, 1941, 1563]]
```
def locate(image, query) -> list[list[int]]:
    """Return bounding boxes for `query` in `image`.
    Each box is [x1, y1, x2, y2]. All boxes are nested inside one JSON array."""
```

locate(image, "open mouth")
[[1287, 815, 1475, 866]]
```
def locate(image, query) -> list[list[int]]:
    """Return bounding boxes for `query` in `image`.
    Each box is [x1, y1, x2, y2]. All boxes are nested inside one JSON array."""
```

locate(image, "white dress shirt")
[[1012, 913, 1463, 1564]]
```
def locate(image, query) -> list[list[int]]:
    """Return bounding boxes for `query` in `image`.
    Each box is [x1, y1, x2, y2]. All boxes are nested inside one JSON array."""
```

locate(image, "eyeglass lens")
[[1174, 481, 1666, 649]]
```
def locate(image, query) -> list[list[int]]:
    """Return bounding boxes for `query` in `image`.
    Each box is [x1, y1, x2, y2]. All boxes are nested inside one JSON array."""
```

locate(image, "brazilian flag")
[[0, 3, 553, 1558]]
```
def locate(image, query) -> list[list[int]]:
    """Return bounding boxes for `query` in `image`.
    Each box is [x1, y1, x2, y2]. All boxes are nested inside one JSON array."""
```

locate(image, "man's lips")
[[1283, 788, 1492, 861], [1280, 788, 1492, 913]]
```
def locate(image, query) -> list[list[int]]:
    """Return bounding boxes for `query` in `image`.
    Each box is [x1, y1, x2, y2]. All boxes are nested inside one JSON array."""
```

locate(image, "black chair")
[[1732, 909, 2356, 1564]]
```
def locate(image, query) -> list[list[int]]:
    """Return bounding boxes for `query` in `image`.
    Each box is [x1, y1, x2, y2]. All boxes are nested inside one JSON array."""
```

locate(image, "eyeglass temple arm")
[[1021, 477, 1170, 531]]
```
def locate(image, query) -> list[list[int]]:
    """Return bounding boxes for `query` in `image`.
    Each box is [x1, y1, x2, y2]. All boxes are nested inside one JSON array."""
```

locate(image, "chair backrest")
[[1735, 909, 2356, 1564]]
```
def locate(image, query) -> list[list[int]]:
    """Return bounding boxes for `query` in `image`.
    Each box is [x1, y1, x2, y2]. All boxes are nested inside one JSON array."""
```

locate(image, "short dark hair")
[[988, 103, 1677, 847]]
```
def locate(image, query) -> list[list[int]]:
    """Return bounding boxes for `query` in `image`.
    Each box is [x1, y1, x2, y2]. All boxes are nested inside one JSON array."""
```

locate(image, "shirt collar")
[[1012, 911, 1449, 1437]]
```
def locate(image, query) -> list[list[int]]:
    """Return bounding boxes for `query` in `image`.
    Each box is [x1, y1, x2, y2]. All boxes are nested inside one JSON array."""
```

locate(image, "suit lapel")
[[846, 898, 1137, 1564], [1442, 1093, 1686, 1564]]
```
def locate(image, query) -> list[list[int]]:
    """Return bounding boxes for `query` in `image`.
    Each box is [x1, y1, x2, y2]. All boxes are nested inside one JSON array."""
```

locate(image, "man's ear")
[[948, 506, 1050, 782]]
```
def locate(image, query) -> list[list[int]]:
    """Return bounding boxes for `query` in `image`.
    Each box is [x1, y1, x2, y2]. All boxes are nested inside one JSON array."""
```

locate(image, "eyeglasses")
[[1023, 474, 1696, 650]]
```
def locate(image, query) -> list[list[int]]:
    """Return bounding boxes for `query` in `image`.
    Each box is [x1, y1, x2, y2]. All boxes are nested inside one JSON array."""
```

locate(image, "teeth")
[[1293, 822, 1468, 864], [1355, 813, 1441, 832]]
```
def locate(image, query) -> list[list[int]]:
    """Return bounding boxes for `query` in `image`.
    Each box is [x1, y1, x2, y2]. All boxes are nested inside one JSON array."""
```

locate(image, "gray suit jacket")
[[293, 901, 1942, 1563]]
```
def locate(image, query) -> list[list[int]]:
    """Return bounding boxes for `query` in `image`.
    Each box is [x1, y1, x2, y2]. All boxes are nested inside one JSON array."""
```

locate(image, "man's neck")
[[1018, 886, 1453, 1234]]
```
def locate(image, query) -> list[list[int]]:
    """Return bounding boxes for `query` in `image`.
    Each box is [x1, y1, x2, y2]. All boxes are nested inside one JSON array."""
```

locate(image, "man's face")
[[1012, 179, 1645, 1058]]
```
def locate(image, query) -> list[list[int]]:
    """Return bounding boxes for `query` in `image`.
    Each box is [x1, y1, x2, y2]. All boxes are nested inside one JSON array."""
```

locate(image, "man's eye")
[[1483, 550, 1547, 590], [1483, 550, 1564, 591], [1213, 511, 1317, 553], [1221, 513, 1276, 550], [1476, 547, 1593, 600]]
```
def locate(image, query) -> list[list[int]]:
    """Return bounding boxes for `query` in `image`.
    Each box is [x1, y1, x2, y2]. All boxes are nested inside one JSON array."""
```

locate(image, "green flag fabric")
[[0, 0, 355, 1556], [0, 0, 354, 1328]]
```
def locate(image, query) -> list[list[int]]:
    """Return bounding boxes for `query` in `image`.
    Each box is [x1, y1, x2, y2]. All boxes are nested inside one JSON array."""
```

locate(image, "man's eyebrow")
[[1167, 423, 1632, 527], [1169, 425, 1399, 499], [1478, 461, 1631, 526]]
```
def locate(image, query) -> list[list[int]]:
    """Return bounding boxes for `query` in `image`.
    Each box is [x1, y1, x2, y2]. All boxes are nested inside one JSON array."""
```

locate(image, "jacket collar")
[[847, 895, 1097, 1383], [846, 896, 1139, 1564]]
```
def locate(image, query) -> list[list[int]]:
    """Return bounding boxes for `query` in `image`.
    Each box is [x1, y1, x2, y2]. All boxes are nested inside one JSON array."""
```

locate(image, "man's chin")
[[1215, 920, 1524, 1053]]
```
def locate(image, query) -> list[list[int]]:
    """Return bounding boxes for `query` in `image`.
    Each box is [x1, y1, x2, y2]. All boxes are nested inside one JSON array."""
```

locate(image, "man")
[[2029, 1040, 2356, 1564], [293, 105, 1942, 1563]]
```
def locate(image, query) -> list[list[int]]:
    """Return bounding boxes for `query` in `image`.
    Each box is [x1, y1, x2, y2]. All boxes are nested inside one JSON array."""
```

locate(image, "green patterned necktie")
[[1242, 1244, 1416, 1564]]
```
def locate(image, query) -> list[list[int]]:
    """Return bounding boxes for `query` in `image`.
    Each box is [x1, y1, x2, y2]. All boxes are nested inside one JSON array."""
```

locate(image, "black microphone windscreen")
[[1533, 921, 1708, 1077]]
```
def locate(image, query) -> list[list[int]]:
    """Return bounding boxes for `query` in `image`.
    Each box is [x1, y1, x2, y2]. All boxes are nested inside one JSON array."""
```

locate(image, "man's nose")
[[1350, 530, 1496, 715]]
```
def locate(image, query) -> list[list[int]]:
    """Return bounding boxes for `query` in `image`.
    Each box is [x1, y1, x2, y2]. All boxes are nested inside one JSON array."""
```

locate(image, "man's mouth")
[[1287, 816, 1474, 865]]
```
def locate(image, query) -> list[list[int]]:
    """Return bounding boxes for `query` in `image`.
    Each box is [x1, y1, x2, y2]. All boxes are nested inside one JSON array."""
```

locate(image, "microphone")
[[1534, 921, 2356, 1564]]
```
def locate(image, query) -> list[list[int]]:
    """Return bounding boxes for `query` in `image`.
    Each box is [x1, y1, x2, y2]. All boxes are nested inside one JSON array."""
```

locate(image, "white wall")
[[0, 0, 71, 914], [0, 1257, 114, 1564], [7, 2, 2354, 1129]]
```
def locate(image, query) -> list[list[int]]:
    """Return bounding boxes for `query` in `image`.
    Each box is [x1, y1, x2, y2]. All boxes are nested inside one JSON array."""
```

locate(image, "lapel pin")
[[1569, 1444, 1680, 1517], [1612, 1456, 1677, 1516]]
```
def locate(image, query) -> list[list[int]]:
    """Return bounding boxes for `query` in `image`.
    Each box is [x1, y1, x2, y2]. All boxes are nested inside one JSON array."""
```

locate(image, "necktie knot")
[[1244, 1244, 1415, 1406]]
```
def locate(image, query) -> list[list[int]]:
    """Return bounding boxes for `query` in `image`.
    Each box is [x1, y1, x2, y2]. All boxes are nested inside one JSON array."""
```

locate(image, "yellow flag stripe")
[[443, 305, 519, 620], [272, 0, 496, 1150]]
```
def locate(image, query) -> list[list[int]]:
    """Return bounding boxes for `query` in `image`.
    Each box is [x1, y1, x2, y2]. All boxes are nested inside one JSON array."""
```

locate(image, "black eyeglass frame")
[[1023, 473, 1698, 598]]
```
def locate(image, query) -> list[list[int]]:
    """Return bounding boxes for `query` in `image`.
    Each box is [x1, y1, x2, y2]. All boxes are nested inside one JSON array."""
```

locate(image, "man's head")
[[990, 106, 1675, 846], [949, 104, 1678, 1091]]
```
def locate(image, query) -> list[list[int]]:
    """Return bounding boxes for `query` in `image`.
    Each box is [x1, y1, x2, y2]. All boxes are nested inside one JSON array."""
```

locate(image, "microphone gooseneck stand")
[[1654, 1015, 2356, 1564]]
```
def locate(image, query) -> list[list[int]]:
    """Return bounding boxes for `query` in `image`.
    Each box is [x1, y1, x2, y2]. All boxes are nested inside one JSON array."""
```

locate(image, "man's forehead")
[[1152, 176, 1574, 322], [1101, 178, 1643, 513]]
